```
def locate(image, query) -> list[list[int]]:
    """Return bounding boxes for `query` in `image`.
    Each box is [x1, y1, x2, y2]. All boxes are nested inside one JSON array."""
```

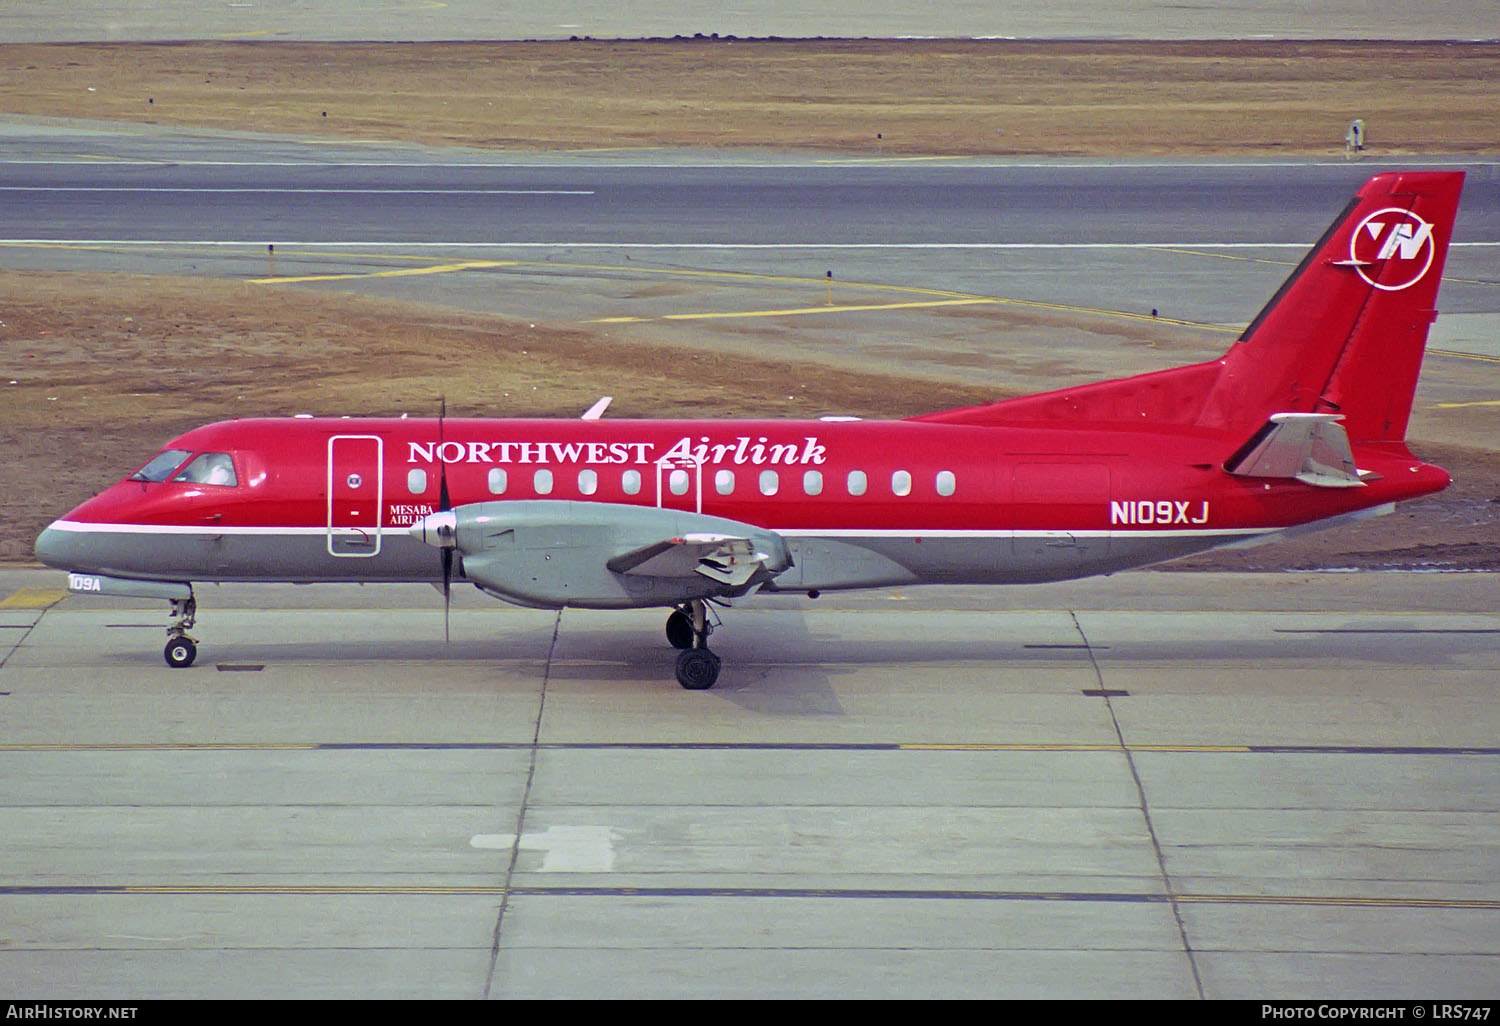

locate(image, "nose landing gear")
[[164, 593, 198, 668]]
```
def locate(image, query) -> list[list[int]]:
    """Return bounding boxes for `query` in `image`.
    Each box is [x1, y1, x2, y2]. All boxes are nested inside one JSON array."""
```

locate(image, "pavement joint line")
[[1069, 608, 1203, 999], [1, 883, 1492, 910]]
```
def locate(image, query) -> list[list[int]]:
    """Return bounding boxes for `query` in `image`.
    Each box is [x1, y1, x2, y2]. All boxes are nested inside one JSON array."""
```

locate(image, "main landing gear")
[[666, 599, 721, 690], [163, 592, 198, 668]]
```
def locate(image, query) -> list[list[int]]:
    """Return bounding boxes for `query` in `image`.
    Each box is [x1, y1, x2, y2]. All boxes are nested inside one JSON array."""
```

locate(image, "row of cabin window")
[[407, 467, 958, 499]]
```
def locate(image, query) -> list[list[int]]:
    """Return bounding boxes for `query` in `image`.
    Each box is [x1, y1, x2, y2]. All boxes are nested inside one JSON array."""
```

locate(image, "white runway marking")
[[471, 826, 618, 872]]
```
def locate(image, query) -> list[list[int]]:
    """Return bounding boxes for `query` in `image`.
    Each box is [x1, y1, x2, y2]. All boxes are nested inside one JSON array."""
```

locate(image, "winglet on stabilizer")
[[1224, 413, 1365, 488]]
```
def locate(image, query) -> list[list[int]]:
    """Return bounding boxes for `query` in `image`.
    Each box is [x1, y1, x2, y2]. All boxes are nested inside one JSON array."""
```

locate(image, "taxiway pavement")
[[1, 567, 1495, 998]]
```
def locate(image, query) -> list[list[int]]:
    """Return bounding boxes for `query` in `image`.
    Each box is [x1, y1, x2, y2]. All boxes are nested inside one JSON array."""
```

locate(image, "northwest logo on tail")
[[1349, 208, 1437, 291]]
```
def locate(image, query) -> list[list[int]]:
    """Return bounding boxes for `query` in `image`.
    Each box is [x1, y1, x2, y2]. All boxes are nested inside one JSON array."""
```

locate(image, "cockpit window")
[[172, 452, 238, 487], [130, 449, 192, 482]]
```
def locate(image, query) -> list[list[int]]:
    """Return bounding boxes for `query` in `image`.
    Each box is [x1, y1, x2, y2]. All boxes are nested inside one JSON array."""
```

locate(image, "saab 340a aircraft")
[[36, 171, 1464, 688]]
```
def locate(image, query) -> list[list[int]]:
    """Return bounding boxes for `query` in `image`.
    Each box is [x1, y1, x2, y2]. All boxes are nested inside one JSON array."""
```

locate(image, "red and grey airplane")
[[36, 170, 1464, 688]]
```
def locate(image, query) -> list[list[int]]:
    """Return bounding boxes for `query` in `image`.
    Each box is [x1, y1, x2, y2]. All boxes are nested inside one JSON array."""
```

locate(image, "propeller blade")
[[441, 546, 452, 644]]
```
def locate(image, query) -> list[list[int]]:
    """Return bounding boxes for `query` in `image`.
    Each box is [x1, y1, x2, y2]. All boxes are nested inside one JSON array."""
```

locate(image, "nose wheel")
[[669, 599, 721, 689], [164, 635, 197, 668]]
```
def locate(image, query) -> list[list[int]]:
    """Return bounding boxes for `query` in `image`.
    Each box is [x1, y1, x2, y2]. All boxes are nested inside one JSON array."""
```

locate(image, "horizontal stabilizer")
[[607, 533, 773, 586], [1225, 413, 1365, 488]]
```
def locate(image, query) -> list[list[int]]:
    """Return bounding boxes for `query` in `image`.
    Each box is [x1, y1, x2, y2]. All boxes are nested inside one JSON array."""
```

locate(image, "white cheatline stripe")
[[45, 520, 1274, 541]]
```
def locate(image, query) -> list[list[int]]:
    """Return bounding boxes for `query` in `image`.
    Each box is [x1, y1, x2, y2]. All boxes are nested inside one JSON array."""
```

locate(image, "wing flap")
[[607, 533, 772, 586]]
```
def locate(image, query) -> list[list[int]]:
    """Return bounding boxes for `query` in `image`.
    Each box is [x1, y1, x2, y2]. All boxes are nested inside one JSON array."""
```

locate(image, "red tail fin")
[[917, 171, 1465, 444], [1205, 170, 1463, 442]]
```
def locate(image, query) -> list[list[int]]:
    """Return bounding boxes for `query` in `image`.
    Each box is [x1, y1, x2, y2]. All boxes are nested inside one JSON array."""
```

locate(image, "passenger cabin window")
[[622, 470, 642, 495], [669, 469, 691, 496], [936, 470, 956, 497], [715, 469, 735, 495], [847, 470, 867, 496], [130, 449, 192, 482], [578, 469, 598, 496], [173, 452, 238, 487], [759, 469, 779, 496], [891, 470, 912, 497], [407, 469, 428, 495], [488, 468, 508, 495], [534, 469, 554, 495], [803, 470, 824, 496]]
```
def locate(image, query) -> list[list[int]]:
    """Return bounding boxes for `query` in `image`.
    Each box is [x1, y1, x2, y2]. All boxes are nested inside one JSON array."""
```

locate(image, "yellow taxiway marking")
[[245, 251, 1225, 332], [593, 297, 998, 323], [250, 259, 516, 284], [0, 588, 68, 609], [67, 154, 169, 165], [816, 155, 974, 164], [1138, 244, 1299, 269], [1434, 399, 1500, 409], [1430, 348, 1500, 365], [568, 262, 1222, 329]]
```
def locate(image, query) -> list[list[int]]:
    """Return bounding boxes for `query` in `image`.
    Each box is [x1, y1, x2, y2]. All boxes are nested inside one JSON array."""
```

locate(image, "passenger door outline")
[[327, 435, 384, 557]]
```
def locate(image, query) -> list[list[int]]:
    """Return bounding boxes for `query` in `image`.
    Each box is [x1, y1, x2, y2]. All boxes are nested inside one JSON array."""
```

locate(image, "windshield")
[[172, 452, 239, 487], [129, 449, 192, 482]]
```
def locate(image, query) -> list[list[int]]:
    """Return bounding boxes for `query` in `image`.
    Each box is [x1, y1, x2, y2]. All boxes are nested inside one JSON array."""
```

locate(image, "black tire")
[[164, 637, 197, 668], [665, 609, 694, 650], [675, 648, 721, 690]]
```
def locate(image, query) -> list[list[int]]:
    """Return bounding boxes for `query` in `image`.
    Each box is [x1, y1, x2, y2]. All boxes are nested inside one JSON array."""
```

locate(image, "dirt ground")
[[2, 39, 1498, 156], [2, 40, 1497, 570]]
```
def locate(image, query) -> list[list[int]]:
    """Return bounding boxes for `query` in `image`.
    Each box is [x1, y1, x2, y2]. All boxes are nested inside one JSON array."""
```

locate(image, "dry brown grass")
[[2, 39, 1497, 155]]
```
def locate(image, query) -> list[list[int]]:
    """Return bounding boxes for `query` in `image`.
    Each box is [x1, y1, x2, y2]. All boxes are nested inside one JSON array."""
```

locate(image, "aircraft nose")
[[34, 522, 80, 570], [410, 510, 457, 549]]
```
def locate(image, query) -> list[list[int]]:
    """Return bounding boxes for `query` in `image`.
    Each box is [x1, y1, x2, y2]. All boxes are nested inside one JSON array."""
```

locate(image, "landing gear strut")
[[670, 599, 720, 690], [163, 592, 198, 668]]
